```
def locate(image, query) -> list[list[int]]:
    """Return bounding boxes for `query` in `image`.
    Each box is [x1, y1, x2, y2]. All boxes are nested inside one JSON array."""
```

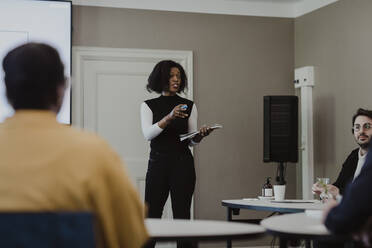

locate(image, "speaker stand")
[[276, 162, 286, 185]]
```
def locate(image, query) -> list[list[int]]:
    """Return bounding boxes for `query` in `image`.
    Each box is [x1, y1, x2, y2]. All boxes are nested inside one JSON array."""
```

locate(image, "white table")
[[221, 199, 325, 247], [145, 218, 265, 242], [261, 212, 329, 237], [261, 212, 351, 248]]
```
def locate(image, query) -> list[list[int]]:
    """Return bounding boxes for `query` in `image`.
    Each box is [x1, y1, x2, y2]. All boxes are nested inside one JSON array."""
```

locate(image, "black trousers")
[[144, 149, 196, 248]]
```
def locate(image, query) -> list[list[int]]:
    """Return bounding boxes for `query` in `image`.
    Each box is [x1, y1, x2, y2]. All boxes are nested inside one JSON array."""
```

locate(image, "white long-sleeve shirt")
[[140, 102, 198, 145]]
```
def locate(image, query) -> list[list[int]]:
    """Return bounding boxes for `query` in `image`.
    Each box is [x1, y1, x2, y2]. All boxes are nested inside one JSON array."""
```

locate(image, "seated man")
[[0, 43, 148, 248], [313, 108, 372, 198]]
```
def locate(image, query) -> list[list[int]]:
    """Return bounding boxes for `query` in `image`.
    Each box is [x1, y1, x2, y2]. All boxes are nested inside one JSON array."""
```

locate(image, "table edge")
[[222, 201, 305, 213]]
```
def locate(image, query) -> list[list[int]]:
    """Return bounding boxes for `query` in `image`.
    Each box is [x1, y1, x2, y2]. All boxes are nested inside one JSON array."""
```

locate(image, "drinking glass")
[[316, 177, 332, 203]]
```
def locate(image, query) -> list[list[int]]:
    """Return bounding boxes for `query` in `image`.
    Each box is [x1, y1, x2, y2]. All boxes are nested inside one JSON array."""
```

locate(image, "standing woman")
[[141, 60, 211, 248]]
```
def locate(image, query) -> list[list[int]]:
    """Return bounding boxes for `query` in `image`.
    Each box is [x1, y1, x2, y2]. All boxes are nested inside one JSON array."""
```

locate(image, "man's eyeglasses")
[[352, 123, 372, 132]]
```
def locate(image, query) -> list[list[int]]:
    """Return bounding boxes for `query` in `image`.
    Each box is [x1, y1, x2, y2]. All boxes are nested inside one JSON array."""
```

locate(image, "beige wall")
[[295, 0, 372, 182], [72, 7, 295, 245]]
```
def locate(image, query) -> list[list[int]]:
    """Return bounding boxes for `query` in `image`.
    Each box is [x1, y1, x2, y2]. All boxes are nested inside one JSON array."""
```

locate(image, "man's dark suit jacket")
[[333, 148, 359, 195], [325, 147, 372, 234]]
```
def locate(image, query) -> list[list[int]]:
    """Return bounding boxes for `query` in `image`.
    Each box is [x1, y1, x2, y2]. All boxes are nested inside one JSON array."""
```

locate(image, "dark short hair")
[[352, 108, 372, 126], [146, 60, 187, 94], [2, 42, 66, 110]]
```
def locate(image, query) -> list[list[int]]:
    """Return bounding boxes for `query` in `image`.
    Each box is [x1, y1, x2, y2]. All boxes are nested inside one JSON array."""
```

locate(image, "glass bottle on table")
[[262, 177, 273, 197]]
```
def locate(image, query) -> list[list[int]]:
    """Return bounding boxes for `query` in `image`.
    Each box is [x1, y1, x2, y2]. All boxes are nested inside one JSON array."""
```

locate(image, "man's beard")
[[357, 134, 371, 149], [359, 142, 370, 149]]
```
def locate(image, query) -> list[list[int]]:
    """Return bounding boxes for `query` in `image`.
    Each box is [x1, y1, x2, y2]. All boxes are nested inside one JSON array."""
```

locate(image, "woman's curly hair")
[[146, 60, 187, 94]]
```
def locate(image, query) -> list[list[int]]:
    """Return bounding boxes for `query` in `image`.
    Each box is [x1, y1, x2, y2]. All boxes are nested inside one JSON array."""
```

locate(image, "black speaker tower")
[[264, 96, 298, 184]]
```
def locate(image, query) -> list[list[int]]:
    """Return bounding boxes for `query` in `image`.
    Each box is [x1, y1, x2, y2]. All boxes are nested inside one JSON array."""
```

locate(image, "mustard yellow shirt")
[[0, 110, 148, 248]]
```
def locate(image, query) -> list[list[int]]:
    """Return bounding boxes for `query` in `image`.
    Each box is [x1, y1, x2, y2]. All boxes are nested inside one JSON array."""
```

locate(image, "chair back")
[[0, 212, 95, 248]]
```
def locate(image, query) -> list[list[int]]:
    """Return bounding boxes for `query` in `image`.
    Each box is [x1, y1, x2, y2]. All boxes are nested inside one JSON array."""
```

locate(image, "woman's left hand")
[[192, 125, 213, 143], [199, 126, 212, 137]]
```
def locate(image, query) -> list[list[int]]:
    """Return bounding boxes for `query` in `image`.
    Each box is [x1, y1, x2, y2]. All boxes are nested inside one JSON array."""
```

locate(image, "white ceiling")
[[71, 0, 339, 18]]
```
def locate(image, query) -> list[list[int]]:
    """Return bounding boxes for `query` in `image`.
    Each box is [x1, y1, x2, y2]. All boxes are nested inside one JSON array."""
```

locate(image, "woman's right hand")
[[158, 104, 188, 129], [168, 104, 188, 120]]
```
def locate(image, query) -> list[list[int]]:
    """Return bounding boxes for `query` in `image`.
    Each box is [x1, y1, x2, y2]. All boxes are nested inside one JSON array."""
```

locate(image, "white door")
[[72, 47, 193, 247]]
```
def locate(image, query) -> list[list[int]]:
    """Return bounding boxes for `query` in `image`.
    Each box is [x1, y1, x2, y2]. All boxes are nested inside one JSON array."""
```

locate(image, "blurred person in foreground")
[[323, 144, 372, 247], [0, 42, 148, 248]]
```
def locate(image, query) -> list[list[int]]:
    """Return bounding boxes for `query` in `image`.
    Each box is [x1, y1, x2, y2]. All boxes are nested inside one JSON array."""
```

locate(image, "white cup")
[[274, 185, 286, 201]]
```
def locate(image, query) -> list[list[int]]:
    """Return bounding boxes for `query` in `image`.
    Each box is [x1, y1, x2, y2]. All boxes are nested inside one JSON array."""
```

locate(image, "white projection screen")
[[0, 0, 71, 124]]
